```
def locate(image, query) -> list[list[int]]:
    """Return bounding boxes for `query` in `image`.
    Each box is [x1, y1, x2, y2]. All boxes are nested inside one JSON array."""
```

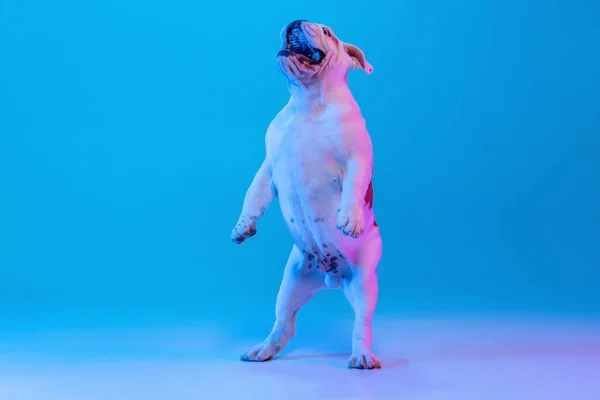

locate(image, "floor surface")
[[1, 316, 599, 399]]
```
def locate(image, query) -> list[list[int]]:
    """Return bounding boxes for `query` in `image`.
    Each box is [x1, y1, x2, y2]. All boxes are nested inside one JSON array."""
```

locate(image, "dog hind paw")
[[240, 341, 282, 362], [347, 350, 381, 369]]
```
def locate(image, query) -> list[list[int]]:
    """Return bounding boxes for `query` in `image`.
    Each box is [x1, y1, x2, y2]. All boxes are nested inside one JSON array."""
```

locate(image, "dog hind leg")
[[241, 245, 325, 362], [343, 231, 382, 369]]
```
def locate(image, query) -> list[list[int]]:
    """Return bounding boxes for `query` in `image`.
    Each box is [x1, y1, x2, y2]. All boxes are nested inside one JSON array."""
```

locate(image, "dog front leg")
[[337, 155, 373, 238], [231, 159, 275, 244]]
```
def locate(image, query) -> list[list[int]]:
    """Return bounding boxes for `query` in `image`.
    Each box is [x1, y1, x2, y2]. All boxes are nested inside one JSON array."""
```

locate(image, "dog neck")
[[286, 78, 357, 114]]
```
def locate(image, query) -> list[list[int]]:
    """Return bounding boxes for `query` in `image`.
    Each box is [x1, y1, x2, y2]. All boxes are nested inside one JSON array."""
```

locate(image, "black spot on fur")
[[325, 259, 339, 272], [290, 217, 294, 223], [323, 243, 328, 248], [314, 217, 324, 223], [307, 254, 315, 261], [330, 256, 337, 262]]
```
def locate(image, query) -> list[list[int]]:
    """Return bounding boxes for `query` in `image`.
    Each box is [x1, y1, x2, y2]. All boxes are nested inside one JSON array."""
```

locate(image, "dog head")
[[276, 20, 373, 87]]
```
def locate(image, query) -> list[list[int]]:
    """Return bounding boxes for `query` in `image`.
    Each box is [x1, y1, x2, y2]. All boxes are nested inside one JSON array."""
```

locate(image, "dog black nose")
[[286, 20, 308, 40]]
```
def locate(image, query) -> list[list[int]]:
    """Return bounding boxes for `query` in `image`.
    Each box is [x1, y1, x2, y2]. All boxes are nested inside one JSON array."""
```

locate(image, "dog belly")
[[276, 179, 373, 264], [280, 194, 349, 286], [271, 138, 375, 266], [279, 191, 341, 253]]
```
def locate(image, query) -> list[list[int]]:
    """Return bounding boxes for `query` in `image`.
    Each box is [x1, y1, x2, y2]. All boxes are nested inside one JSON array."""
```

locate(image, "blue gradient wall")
[[1, 0, 598, 329]]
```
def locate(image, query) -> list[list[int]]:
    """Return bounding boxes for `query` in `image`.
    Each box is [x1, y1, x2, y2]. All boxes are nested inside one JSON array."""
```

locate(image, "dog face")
[[276, 20, 373, 86]]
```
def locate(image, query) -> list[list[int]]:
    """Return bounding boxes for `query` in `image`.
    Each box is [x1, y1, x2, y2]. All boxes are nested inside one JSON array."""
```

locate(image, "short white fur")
[[231, 20, 381, 369]]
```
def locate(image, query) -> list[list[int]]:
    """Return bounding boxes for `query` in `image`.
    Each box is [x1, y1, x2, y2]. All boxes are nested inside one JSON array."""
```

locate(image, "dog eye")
[[322, 28, 331, 37]]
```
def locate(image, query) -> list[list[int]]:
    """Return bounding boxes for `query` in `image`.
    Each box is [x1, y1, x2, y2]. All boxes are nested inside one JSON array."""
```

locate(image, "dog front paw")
[[231, 215, 257, 244], [336, 205, 365, 238]]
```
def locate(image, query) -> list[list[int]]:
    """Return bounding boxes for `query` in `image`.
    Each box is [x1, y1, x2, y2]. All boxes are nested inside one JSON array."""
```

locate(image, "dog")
[[231, 20, 381, 369]]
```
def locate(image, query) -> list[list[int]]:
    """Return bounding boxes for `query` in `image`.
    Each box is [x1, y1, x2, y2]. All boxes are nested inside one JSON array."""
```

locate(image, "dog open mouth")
[[278, 21, 325, 65]]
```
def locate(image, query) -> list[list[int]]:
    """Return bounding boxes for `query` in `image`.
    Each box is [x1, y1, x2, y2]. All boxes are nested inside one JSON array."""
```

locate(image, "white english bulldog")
[[231, 20, 381, 369]]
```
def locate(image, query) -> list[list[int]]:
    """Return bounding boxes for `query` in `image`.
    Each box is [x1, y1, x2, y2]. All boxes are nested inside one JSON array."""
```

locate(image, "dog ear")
[[343, 43, 373, 74]]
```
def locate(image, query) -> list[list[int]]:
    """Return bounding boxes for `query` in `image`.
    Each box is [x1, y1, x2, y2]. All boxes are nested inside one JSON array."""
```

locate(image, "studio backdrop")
[[1, 0, 598, 330]]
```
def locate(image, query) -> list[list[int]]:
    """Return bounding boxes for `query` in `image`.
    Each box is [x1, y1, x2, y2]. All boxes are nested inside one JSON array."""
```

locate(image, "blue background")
[[1, 0, 598, 332]]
